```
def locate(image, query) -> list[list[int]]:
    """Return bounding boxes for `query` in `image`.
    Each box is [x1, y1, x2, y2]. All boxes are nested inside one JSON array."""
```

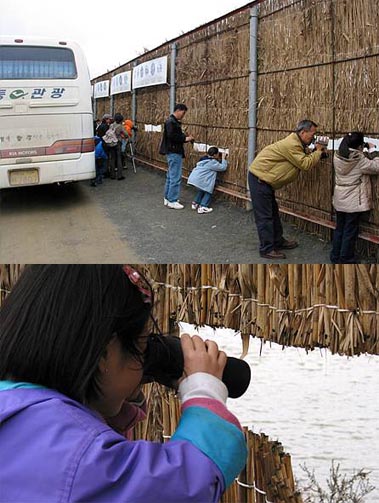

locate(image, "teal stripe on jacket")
[[0, 381, 45, 391], [171, 405, 247, 487]]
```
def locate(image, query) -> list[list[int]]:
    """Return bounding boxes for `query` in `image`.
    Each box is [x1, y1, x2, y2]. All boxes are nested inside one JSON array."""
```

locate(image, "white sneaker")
[[191, 202, 199, 210], [198, 206, 213, 214], [167, 201, 184, 210], [164, 198, 169, 206]]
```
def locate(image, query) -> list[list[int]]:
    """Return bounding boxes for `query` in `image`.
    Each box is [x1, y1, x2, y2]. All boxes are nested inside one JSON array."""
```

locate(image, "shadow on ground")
[[83, 164, 332, 264]]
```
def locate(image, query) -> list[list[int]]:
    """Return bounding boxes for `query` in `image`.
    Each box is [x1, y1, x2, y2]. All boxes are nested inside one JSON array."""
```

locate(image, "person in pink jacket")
[[0, 265, 247, 503], [331, 132, 379, 263]]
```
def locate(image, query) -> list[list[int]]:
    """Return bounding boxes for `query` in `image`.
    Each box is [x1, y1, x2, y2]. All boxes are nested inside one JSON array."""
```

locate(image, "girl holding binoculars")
[[0, 265, 246, 503]]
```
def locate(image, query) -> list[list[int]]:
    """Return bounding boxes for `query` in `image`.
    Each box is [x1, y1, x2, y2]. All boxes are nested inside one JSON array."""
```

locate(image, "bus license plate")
[[9, 169, 39, 186]]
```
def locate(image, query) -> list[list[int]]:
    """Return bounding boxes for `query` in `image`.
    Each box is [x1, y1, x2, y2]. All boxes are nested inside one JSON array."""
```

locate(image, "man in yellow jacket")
[[248, 119, 326, 259]]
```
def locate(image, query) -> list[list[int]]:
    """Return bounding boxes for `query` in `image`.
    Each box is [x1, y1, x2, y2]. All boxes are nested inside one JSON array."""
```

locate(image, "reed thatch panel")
[[258, 0, 333, 73], [334, 58, 379, 134], [176, 84, 208, 126], [178, 10, 250, 50], [276, 156, 333, 213], [176, 39, 208, 87], [205, 22, 250, 81], [135, 129, 154, 164], [113, 93, 133, 117], [133, 86, 170, 125], [334, 0, 379, 59], [177, 69, 249, 189], [258, 0, 299, 17], [141, 264, 379, 356], [205, 78, 250, 129], [133, 85, 170, 164], [95, 97, 110, 120], [256, 65, 333, 136], [175, 10, 249, 86]]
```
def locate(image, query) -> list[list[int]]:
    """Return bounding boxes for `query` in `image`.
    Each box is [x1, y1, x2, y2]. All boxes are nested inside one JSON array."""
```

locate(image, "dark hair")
[[0, 265, 151, 404], [174, 103, 188, 112], [207, 146, 219, 157], [295, 119, 318, 132], [114, 113, 124, 124], [338, 131, 364, 159]]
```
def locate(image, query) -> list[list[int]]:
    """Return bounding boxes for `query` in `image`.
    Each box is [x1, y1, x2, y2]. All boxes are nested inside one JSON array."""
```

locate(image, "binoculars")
[[142, 334, 251, 398], [315, 135, 329, 147]]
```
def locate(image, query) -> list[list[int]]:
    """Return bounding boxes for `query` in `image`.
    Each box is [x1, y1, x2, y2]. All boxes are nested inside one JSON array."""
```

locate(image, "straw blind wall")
[[2, 264, 379, 357], [131, 384, 302, 503], [92, 0, 379, 254], [142, 264, 379, 357]]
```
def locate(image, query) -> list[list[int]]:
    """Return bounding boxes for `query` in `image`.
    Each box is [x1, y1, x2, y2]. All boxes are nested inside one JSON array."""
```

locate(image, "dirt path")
[[0, 183, 140, 263]]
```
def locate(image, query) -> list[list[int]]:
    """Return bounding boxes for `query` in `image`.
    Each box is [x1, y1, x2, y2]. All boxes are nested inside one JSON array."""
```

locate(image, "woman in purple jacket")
[[0, 265, 247, 503]]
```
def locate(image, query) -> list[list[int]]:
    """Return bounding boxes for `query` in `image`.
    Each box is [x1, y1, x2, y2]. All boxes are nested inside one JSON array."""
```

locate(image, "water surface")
[[180, 323, 379, 502]]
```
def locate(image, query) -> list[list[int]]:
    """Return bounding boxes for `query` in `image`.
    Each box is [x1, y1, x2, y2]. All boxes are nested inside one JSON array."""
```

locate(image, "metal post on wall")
[[93, 97, 97, 121], [132, 62, 138, 143], [247, 5, 259, 210], [170, 42, 177, 114], [110, 76, 114, 116]]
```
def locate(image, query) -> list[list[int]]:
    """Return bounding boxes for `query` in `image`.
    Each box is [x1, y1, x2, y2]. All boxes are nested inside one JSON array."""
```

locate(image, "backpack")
[[102, 124, 118, 147]]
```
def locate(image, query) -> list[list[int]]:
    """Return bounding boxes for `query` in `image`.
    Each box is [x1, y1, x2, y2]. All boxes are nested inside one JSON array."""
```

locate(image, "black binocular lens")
[[142, 334, 251, 398]]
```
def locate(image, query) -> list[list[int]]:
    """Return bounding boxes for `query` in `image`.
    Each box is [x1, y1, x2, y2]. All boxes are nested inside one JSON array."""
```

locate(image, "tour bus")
[[0, 37, 95, 189]]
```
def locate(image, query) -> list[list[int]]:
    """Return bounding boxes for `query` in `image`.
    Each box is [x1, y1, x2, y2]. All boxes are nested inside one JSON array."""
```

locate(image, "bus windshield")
[[0, 46, 77, 80]]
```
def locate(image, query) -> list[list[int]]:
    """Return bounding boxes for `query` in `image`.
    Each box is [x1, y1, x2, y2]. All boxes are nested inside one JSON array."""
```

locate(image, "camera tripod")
[[126, 139, 137, 173]]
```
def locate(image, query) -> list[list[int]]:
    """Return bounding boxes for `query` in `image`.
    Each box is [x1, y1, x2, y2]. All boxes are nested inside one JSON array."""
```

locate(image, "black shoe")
[[260, 250, 286, 259], [277, 239, 299, 250], [117, 176, 125, 180]]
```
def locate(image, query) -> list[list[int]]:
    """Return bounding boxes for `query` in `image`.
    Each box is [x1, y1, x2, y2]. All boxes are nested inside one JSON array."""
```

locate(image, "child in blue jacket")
[[188, 146, 228, 214], [91, 136, 108, 187]]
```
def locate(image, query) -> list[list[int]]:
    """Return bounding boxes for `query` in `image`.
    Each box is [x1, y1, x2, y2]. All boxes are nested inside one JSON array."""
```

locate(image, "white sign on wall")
[[111, 71, 132, 95], [132, 56, 168, 90], [94, 80, 109, 99], [144, 124, 162, 132]]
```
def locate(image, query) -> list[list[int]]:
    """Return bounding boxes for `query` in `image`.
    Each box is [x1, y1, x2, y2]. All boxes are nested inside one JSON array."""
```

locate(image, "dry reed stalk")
[[256, 265, 266, 340], [0, 264, 24, 306]]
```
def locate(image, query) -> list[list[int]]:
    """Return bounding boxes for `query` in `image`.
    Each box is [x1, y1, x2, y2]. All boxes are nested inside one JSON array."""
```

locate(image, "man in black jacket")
[[159, 104, 194, 209]]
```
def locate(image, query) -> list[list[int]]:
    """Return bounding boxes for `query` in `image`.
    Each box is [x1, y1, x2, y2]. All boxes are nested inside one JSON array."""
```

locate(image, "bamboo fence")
[[1, 264, 379, 356], [92, 0, 379, 256], [138, 264, 379, 357], [131, 384, 302, 503]]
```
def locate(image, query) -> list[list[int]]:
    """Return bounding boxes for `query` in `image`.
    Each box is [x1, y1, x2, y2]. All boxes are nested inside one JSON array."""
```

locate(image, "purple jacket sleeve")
[[70, 431, 224, 503]]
